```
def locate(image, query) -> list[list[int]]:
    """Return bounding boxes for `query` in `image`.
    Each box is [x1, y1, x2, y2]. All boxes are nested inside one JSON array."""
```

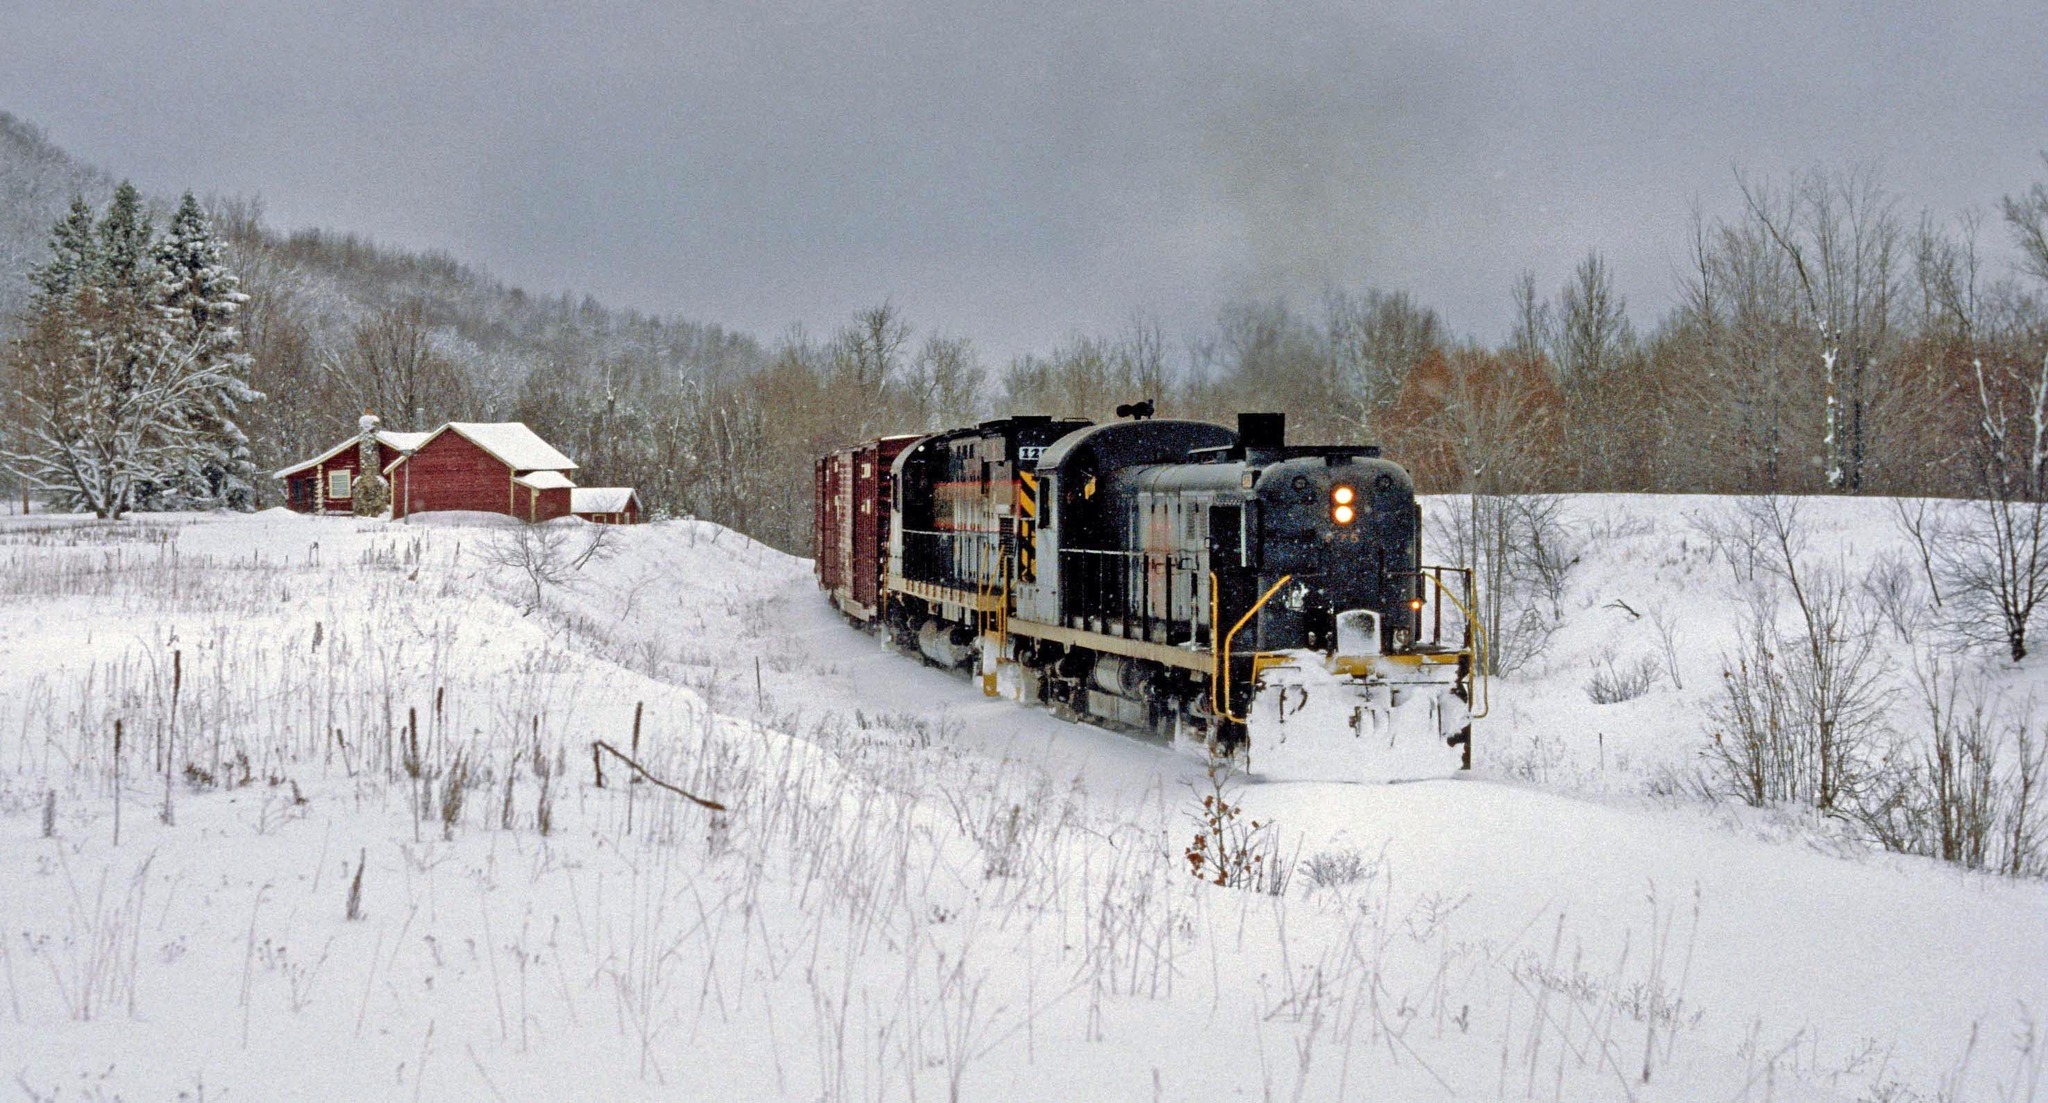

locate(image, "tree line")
[[5, 159, 2047, 545]]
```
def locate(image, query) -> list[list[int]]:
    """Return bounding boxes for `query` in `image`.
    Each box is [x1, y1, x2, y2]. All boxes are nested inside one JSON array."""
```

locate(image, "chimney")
[[1238, 412, 1285, 466], [358, 412, 381, 474]]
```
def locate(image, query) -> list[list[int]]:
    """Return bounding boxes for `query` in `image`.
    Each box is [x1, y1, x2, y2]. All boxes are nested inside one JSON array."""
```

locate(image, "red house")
[[276, 424, 432, 514], [387, 422, 579, 521], [570, 487, 643, 524]]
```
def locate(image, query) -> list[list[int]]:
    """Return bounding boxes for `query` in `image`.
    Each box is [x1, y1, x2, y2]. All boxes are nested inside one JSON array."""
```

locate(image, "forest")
[[4, 113, 2047, 557]]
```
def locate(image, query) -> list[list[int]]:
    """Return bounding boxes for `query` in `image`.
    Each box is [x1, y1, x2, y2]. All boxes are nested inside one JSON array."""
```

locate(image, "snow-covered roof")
[[446, 422, 577, 472], [571, 487, 639, 513], [272, 430, 436, 479], [514, 471, 576, 491]]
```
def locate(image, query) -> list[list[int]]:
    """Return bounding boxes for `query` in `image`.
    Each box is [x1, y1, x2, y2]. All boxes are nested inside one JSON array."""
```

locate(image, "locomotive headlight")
[[1330, 484, 1357, 525]]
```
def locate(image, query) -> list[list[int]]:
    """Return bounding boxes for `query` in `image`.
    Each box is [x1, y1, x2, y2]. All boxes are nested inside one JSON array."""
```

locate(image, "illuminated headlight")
[[1332, 484, 1355, 505], [1332, 504, 1356, 525]]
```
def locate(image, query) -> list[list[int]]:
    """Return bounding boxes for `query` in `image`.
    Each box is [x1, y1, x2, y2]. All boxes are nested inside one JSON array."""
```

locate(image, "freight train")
[[813, 412, 1481, 782]]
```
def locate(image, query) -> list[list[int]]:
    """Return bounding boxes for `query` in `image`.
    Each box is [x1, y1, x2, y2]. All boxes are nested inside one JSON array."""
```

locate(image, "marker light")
[[1332, 504, 1356, 525], [1332, 484, 1356, 505], [1409, 598, 1424, 612]]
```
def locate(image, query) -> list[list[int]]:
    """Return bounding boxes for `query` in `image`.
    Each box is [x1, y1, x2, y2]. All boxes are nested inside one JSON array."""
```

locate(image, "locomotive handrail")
[[1412, 568, 1490, 719], [1210, 572, 1294, 725]]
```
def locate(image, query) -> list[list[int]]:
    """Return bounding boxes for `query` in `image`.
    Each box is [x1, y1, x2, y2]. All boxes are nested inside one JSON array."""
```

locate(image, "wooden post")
[[112, 718, 123, 847], [627, 702, 642, 835]]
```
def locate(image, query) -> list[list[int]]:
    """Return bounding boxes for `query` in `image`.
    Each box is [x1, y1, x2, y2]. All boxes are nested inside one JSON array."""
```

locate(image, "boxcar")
[[814, 434, 921, 623]]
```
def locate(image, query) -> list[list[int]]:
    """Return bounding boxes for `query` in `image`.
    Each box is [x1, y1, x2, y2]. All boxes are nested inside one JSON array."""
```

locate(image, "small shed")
[[276, 426, 431, 514], [387, 422, 579, 520], [571, 487, 642, 525], [515, 470, 575, 522]]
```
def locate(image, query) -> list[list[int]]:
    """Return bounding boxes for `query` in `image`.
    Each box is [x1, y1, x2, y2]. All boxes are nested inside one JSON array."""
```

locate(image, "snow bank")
[[0, 500, 2042, 1101]]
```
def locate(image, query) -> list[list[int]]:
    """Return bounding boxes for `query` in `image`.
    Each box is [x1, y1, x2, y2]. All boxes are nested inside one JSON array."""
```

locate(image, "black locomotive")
[[818, 411, 1476, 779]]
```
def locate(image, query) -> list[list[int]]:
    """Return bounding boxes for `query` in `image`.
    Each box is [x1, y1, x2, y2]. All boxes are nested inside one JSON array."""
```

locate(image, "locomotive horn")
[[1114, 398, 1155, 421]]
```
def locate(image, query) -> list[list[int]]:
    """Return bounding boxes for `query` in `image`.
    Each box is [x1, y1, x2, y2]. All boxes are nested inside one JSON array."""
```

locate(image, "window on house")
[[328, 469, 351, 498]]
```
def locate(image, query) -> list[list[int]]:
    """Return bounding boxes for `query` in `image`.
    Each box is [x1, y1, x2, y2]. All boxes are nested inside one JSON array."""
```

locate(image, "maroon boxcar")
[[815, 434, 920, 622]]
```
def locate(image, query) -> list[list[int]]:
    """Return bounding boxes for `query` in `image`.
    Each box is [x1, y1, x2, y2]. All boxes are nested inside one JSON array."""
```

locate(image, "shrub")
[[1585, 652, 1660, 704]]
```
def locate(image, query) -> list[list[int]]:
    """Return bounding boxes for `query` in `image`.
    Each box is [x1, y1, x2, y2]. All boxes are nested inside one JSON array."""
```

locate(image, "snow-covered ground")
[[0, 500, 2042, 1101]]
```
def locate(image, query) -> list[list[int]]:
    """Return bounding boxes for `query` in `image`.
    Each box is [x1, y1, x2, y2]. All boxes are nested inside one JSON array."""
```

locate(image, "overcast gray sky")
[[3, 1, 2044, 360]]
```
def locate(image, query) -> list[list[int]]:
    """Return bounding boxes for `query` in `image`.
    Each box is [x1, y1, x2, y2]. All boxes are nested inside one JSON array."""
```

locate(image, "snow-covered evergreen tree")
[[3, 184, 265, 517], [95, 181, 154, 298], [31, 196, 98, 305], [140, 192, 261, 510]]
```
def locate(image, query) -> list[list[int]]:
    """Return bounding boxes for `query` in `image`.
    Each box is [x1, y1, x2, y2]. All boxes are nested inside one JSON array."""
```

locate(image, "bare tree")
[[478, 518, 616, 614], [2002, 152, 2048, 287], [1703, 497, 1892, 811], [1430, 492, 1577, 676], [831, 303, 910, 439], [328, 299, 467, 429], [1739, 167, 1902, 491], [1508, 270, 1550, 370], [1918, 160, 2048, 662], [1325, 289, 1445, 439], [1552, 251, 1639, 488], [901, 333, 985, 431]]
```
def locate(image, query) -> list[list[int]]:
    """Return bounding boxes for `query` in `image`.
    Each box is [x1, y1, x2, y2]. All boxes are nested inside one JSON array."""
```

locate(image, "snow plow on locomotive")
[[814, 412, 1482, 782]]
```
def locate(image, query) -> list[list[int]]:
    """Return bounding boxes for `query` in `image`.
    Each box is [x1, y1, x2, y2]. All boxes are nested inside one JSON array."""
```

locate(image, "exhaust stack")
[[1238, 412, 1285, 466]]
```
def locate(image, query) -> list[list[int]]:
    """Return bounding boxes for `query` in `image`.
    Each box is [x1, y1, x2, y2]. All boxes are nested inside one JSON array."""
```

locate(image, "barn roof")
[[514, 471, 576, 491], [272, 430, 434, 480], [571, 487, 639, 513], [383, 422, 578, 474]]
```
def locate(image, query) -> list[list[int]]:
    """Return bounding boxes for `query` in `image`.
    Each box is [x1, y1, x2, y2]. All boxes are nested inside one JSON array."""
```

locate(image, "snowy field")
[[0, 500, 2044, 1102]]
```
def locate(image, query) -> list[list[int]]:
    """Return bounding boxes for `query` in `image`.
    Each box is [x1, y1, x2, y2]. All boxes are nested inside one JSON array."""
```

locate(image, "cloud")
[[3, 0, 2043, 358]]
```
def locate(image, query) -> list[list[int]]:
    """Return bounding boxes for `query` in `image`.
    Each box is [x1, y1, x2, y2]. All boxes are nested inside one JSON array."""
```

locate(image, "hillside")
[[1, 496, 2042, 1101], [0, 111, 767, 511], [0, 113, 113, 322]]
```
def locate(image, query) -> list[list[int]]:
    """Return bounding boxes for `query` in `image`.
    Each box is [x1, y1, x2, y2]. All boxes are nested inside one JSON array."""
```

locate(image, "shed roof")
[[571, 487, 639, 513], [273, 430, 434, 480], [514, 470, 576, 491]]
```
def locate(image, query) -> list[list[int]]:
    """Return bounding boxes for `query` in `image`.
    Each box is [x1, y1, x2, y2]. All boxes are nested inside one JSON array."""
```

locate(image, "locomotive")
[[814, 411, 1480, 782]]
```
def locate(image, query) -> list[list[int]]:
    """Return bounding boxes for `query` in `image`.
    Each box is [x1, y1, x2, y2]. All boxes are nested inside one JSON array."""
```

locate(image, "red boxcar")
[[815, 434, 920, 622]]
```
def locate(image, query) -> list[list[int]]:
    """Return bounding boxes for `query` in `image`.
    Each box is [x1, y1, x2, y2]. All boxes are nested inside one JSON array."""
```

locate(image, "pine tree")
[[142, 192, 261, 510], [3, 184, 266, 517], [31, 196, 99, 304], [96, 181, 155, 299]]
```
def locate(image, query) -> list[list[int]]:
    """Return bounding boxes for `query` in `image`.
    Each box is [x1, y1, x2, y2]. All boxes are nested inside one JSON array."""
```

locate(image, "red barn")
[[570, 487, 642, 524], [387, 422, 579, 520], [276, 424, 432, 514]]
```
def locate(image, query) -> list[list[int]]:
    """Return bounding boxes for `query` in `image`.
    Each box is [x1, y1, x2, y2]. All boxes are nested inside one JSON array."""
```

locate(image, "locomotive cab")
[[1238, 448, 1425, 659]]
